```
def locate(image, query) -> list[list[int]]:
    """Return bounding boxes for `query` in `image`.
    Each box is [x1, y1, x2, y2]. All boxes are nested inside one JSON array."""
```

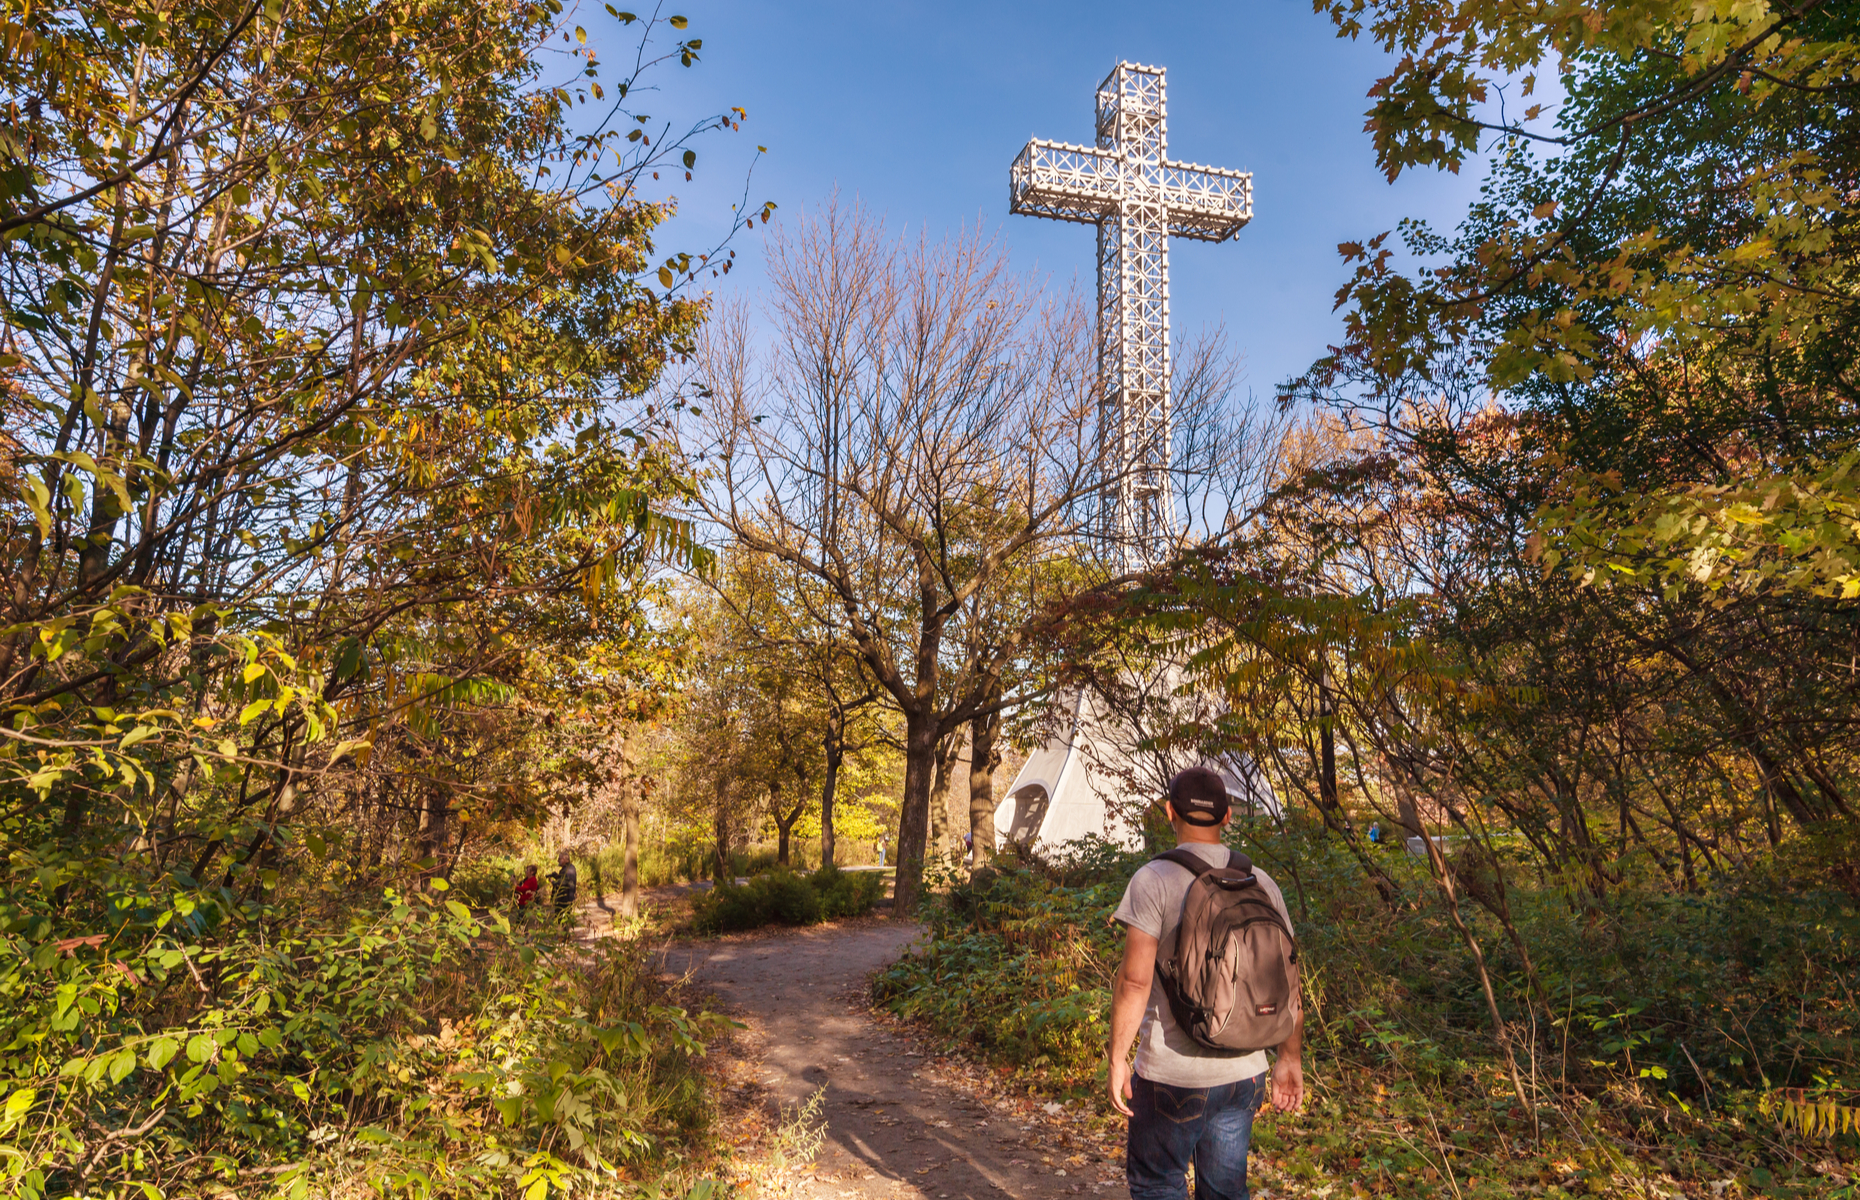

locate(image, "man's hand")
[[1269, 1054, 1304, 1112], [1108, 1051, 1135, 1117]]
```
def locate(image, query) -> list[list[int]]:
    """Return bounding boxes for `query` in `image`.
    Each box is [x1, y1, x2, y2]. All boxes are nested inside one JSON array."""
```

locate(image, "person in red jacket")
[[513, 864, 540, 908]]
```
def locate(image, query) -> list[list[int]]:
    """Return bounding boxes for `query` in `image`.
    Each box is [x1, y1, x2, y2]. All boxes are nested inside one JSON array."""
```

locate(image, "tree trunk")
[[417, 781, 448, 889], [820, 731, 843, 869], [929, 731, 965, 868], [713, 777, 731, 882], [893, 714, 938, 913], [1318, 674, 1339, 815], [1396, 775, 1423, 840], [968, 707, 1001, 868], [771, 781, 807, 867], [620, 777, 641, 918]]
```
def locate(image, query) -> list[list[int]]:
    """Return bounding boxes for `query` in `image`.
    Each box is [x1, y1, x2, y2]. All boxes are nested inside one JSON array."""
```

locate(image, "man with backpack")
[[1108, 766, 1304, 1200]]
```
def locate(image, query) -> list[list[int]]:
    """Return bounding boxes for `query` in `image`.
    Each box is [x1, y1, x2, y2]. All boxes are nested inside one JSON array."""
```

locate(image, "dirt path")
[[660, 922, 1123, 1200]]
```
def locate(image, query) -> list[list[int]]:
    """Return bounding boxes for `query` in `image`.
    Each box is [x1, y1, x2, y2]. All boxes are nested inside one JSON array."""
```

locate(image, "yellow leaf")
[[24, 476, 52, 538], [0, 1087, 35, 1133]]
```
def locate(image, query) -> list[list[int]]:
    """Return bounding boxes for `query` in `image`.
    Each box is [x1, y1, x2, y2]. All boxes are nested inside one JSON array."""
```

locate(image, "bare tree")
[[686, 198, 1271, 909], [685, 201, 1105, 909]]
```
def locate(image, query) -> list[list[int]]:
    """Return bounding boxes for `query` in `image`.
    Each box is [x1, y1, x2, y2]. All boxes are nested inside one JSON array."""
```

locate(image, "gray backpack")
[[1154, 848, 1300, 1053]]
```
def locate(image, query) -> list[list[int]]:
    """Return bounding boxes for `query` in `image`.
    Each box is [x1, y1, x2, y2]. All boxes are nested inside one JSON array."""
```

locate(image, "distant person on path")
[[550, 850, 578, 919], [514, 864, 540, 909], [1107, 766, 1304, 1200]]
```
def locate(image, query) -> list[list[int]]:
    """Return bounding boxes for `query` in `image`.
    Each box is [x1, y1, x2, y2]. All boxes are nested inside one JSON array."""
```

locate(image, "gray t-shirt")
[[1111, 842, 1295, 1087]]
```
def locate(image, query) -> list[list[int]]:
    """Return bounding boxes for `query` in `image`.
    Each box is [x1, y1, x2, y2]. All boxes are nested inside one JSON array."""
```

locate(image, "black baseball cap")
[[1167, 766, 1231, 826]]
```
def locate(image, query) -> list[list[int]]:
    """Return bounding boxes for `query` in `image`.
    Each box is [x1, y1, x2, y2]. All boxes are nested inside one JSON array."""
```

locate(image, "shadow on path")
[[662, 924, 1121, 1200]]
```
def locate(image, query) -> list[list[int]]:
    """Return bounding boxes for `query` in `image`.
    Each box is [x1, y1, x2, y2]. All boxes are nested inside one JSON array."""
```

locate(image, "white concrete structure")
[[997, 63, 1259, 854], [994, 690, 1280, 856]]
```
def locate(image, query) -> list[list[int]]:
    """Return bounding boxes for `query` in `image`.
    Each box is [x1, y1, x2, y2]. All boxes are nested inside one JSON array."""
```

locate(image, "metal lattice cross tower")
[[1009, 62, 1252, 567]]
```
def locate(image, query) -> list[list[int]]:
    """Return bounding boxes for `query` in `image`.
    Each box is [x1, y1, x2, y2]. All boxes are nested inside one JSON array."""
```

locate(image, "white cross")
[[1010, 62, 1252, 567]]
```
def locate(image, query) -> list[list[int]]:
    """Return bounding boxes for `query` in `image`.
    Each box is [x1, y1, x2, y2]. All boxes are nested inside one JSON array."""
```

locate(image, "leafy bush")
[[690, 867, 884, 934], [875, 824, 1860, 1194], [811, 866, 886, 919], [0, 880, 728, 1198], [874, 865, 1121, 1084], [449, 855, 524, 907], [692, 870, 819, 933]]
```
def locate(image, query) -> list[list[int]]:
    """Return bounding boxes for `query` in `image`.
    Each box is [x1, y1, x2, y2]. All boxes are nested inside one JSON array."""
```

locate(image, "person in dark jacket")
[[550, 850, 578, 919]]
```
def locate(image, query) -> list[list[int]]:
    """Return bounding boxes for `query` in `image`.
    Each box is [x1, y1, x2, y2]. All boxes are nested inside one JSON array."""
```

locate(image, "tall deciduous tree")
[[0, 0, 750, 1182]]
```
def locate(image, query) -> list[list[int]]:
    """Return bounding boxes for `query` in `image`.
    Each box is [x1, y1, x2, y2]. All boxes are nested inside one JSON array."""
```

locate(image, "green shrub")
[[0, 880, 729, 1198], [811, 865, 886, 919], [691, 870, 818, 933], [689, 867, 884, 934], [876, 822, 1860, 1138], [874, 864, 1120, 1081], [449, 855, 523, 907]]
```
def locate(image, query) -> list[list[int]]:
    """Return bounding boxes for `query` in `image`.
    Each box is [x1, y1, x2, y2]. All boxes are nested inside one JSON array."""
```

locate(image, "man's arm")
[[1270, 1005, 1305, 1112], [1107, 925, 1158, 1117]]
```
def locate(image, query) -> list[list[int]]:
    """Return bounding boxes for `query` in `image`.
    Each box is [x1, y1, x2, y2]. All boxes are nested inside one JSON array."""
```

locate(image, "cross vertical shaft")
[[1096, 65, 1172, 561], [1009, 62, 1252, 569]]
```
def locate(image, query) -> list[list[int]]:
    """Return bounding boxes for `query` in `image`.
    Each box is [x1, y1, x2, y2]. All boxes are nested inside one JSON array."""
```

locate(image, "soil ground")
[[658, 919, 1128, 1200]]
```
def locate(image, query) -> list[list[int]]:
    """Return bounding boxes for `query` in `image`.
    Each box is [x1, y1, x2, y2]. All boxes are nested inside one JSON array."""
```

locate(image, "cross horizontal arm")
[[1160, 163, 1253, 243], [1009, 139, 1119, 225], [1011, 138, 1253, 242]]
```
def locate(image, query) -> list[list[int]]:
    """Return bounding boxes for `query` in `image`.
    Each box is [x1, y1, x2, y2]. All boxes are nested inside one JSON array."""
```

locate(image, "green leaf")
[[108, 1049, 137, 1084], [238, 699, 271, 725], [668, 13, 687, 27], [147, 1037, 178, 1069]]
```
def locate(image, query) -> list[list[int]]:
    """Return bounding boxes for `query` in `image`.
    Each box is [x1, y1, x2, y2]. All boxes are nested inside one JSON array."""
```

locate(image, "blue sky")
[[585, 0, 1490, 397]]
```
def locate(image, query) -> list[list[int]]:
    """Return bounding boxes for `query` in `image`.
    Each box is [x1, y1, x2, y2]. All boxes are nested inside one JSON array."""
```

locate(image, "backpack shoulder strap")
[[1154, 847, 1216, 876], [1155, 847, 1257, 876]]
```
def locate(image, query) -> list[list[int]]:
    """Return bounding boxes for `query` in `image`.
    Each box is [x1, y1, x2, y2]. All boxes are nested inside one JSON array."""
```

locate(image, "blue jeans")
[[1126, 1072, 1265, 1200]]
